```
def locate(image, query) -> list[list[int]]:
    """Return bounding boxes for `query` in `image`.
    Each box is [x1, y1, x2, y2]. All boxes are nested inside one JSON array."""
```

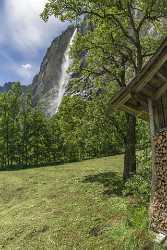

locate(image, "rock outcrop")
[[32, 26, 75, 115], [0, 26, 77, 115]]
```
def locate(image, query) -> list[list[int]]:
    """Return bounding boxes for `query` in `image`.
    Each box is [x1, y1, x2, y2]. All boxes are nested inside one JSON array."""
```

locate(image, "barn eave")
[[111, 37, 167, 122]]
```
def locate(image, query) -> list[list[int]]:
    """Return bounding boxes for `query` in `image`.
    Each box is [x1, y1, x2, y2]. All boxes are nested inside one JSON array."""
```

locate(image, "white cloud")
[[21, 64, 32, 70], [1, 0, 68, 55], [0, 0, 69, 84], [17, 67, 32, 78], [16, 64, 38, 84]]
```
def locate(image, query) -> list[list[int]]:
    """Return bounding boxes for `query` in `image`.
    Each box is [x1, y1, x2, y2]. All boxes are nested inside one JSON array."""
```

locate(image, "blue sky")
[[0, 0, 69, 86]]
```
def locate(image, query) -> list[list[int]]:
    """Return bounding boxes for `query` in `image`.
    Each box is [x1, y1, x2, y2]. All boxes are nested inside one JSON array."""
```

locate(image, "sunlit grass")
[[0, 155, 162, 249]]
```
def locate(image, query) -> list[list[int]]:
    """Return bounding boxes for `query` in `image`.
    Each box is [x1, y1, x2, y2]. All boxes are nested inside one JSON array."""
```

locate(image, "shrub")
[[123, 149, 152, 205]]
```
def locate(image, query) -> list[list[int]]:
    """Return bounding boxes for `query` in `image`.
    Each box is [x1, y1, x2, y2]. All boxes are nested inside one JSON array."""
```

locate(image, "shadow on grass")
[[83, 171, 124, 197]]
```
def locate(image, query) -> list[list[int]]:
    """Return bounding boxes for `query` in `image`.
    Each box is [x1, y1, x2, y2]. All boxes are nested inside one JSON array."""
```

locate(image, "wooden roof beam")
[[161, 62, 167, 73], [136, 53, 167, 93], [123, 102, 145, 112], [131, 92, 148, 105], [112, 92, 131, 107], [153, 81, 167, 100], [121, 104, 140, 114], [156, 72, 167, 82], [120, 104, 148, 120], [142, 84, 156, 97]]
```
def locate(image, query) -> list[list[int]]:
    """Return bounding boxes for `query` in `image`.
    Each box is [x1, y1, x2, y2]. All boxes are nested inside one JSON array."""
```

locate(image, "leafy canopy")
[[42, 0, 167, 90]]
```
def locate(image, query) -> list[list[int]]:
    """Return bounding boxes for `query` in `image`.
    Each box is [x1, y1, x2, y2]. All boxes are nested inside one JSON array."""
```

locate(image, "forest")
[[0, 82, 149, 169]]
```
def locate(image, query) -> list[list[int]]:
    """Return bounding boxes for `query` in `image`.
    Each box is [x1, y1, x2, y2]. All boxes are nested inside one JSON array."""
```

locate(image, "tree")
[[42, 0, 167, 180], [0, 82, 22, 167], [0, 83, 53, 168]]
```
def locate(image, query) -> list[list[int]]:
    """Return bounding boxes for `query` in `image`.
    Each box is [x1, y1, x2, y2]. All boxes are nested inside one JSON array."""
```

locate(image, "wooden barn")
[[111, 38, 167, 235]]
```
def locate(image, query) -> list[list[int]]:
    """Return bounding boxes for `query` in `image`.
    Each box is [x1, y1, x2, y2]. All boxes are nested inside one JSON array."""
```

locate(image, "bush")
[[123, 149, 151, 205]]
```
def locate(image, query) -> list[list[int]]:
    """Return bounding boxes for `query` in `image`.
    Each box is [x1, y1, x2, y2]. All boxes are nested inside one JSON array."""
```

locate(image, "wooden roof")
[[111, 37, 167, 120]]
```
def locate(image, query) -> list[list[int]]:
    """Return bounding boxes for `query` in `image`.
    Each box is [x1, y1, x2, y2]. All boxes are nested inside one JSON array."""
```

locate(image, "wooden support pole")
[[148, 98, 155, 137], [148, 98, 156, 206]]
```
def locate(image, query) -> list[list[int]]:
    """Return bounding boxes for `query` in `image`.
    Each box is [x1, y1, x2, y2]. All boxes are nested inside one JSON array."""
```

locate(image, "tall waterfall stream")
[[49, 29, 77, 116]]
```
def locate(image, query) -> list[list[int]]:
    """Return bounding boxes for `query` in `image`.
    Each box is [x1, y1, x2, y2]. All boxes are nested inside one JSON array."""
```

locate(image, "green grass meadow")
[[0, 156, 162, 250]]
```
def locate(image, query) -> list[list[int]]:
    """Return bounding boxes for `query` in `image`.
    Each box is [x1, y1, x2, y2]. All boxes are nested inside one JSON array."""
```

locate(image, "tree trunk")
[[123, 113, 136, 181]]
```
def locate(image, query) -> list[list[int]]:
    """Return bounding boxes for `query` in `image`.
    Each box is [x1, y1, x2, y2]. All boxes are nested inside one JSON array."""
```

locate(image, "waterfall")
[[49, 28, 77, 116]]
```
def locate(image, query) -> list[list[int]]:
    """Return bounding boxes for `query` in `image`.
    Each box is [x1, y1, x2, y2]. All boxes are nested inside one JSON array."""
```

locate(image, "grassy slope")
[[0, 156, 162, 250]]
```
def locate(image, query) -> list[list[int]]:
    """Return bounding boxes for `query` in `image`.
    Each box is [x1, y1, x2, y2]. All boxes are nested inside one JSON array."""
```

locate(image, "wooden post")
[[148, 98, 156, 201], [148, 98, 155, 137]]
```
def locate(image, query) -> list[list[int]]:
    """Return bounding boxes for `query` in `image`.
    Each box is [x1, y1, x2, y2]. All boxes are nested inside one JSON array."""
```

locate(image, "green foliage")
[[124, 168, 151, 204], [0, 81, 150, 169], [41, 0, 167, 181], [127, 205, 149, 229], [136, 119, 150, 147], [0, 83, 125, 169], [42, 0, 167, 91], [55, 92, 125, 162], [123, 149, 151, 205], [108, 205, 153, 250]]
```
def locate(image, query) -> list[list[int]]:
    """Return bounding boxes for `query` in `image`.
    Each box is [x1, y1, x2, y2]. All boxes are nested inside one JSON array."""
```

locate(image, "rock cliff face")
[[0, 26, 77, 115], [32, 26, 75, 115]]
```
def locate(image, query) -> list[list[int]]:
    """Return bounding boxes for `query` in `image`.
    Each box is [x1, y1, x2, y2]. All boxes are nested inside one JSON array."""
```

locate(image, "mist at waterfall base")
[[48, 29, 77, 116]]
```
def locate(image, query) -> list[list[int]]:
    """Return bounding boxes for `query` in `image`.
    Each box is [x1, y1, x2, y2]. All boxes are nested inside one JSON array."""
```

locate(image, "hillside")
[[0, 156, 161, 250]]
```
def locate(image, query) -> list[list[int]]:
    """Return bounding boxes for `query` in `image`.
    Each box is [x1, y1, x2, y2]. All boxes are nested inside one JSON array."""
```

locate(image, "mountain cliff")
[[32, 26, 75, 115], [0, 26, 77, 115]]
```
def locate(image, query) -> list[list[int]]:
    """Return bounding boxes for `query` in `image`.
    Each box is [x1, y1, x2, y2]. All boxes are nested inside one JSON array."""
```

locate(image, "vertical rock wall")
[[32, 26, 75, 112], [151, 130, 167, 233]]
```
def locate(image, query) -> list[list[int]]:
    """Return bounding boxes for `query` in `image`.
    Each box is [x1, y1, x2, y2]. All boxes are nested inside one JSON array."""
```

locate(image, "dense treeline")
[[0, 82, 149, 169], [0, 83, 128, 169]]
